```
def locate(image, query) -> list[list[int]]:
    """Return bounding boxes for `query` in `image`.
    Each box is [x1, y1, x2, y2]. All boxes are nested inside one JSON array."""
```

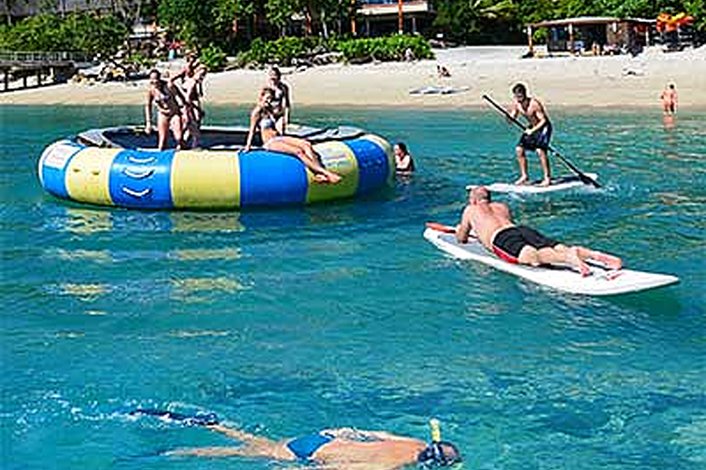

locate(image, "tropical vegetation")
[[0, 0, 703, 65]]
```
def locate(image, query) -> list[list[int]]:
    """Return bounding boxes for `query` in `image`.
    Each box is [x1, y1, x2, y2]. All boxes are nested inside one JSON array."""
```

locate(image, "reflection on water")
[[170, 212, 245, 233], [169, 276, 249, 303]]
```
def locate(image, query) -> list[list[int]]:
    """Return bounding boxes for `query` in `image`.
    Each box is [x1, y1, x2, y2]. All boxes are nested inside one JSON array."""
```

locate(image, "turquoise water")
[[1, 105, 705, 470]]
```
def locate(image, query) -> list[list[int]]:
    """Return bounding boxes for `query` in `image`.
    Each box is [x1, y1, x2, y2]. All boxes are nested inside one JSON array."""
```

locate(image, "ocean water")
[[1, 105, 705, 470]]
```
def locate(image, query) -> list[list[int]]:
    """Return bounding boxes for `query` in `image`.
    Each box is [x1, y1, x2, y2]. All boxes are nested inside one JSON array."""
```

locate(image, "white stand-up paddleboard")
[[424, 224, 679, 296], [466, 173, 599, 195]]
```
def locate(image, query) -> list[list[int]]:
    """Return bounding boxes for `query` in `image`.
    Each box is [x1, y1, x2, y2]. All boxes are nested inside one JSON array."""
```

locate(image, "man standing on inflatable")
[[508, 83, 552, 187]]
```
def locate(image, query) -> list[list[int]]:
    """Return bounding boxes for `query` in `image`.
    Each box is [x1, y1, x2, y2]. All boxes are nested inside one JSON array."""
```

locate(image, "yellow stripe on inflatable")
[[171, 151, 240, 209], [359, 134, 395, 185], [307, 141, 359, 203], [65, 148, 120, 206]]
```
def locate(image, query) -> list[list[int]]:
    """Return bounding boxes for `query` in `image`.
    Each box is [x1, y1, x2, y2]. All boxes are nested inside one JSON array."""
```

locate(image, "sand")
[[2, 45, 705, 109]]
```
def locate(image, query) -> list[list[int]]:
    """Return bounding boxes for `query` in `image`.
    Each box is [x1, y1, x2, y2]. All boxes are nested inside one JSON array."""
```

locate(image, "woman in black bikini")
[[244, 88, 341, 184], [144, 69, 185, 151]]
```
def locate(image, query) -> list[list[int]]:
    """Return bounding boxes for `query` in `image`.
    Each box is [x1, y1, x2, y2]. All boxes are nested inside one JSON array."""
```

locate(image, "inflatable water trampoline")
[[38, 125, 394, 209]]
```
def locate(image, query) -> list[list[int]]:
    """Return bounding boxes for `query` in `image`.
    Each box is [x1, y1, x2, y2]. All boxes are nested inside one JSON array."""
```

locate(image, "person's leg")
[[157, 113, 170, 151], [573, 246, 622, 270], [292, 138, 342, 184], [534, 244, 591, 276], [170, 114, 184, 150], [537, 148, 551, 186], [515, 145, 529, 185], [268, 137, 341, 183]]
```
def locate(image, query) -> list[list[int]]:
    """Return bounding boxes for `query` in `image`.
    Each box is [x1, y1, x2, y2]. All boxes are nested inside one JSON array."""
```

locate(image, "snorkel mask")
[[417, 419, 462, 468]]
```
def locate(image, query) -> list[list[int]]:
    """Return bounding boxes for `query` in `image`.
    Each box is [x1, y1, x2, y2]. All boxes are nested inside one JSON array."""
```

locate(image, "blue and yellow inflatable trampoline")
[[38, 125, 394, 209]]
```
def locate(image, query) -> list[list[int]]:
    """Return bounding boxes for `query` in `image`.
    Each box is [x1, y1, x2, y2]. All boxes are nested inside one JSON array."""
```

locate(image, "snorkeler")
[[139, 410, 462, 469]]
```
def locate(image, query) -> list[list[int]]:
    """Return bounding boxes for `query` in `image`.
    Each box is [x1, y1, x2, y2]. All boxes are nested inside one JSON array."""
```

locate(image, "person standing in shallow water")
[[508, 83, 552, 186], [660, 83, 678, 116]]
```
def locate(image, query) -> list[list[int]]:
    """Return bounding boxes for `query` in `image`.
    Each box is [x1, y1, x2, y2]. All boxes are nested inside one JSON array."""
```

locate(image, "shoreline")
[[2, 45, 705, 109]]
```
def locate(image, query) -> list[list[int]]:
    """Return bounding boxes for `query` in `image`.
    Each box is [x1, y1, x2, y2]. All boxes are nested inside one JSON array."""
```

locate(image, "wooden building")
[[527, 16, 655, 56]]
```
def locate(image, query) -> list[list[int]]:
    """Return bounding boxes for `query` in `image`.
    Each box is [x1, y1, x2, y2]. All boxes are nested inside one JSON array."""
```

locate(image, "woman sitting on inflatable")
[[244, 88, 342, 184]]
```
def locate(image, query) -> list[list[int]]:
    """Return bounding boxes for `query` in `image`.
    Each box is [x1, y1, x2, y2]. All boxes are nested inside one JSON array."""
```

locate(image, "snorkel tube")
[[417, 419, 462, 468]]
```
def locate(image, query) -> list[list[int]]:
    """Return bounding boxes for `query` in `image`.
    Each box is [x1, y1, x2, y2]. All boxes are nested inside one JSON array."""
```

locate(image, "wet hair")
[[669, 83, 675, 89], [470, 186, 491, 203], [268, 66, 281, 79], [512, 83, 527, 96], [417, 441, 462, 467], [260, 87, 274, 100], [395, 142, 408, 154], [149, 69, 160, 79]]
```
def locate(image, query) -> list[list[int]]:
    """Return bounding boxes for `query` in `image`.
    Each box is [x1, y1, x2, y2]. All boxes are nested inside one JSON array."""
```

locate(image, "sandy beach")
[[2, 45, 705, 108]]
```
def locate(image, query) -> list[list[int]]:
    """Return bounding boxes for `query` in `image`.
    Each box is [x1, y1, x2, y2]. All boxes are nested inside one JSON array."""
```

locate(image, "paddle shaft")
[[482, 94, 601, 188]]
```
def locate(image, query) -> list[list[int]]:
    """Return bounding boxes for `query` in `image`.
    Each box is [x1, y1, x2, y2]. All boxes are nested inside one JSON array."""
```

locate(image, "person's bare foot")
[[325, 171, 342, 184], [568, 247, 591, 277], [589, 252, 623, 270], [539, 178, 551, 187], [514, 176, 529, 185], [313, 174, 329, 184]]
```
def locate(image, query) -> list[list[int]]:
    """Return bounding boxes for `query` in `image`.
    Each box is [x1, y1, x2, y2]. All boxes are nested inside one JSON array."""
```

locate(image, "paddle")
[[481, 94, 601, 188]]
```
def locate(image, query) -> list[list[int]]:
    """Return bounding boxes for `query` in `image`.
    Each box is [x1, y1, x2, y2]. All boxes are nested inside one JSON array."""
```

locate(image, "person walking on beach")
[[508, 83, 552, 186], [264, 66, 291, 135], [245, 88, 342, 184], [144, 69, 185, 151], [394, 142, 415, 174], [456, 186, 622, 276], [660, 83, 678, 116], [145, 410, 461, 469]]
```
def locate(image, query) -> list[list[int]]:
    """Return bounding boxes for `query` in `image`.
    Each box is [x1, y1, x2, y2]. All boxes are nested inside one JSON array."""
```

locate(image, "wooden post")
[[527, 25, 534, 55], [37, 68, 42, 87], [4, 69, 8, 91], [568, 23, 574, 54], [23, 74, 27, 89], [398, 0, 403, 34]]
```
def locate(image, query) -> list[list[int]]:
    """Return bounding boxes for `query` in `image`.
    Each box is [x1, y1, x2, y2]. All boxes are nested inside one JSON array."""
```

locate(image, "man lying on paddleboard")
[[456, 187, 622, 276]]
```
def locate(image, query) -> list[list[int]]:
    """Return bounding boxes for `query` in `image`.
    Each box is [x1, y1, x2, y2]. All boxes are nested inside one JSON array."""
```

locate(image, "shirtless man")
[[456, 187, 622, 276], [264, 66, 291, 135], [508, 83, 552, 186], [660, 83, 678, 116], [156, 412, 461, 470], [182, 65, 207, 148]]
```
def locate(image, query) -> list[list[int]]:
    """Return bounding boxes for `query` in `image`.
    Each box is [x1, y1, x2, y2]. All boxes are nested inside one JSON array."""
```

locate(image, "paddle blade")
[[426, 222, 456, 233]]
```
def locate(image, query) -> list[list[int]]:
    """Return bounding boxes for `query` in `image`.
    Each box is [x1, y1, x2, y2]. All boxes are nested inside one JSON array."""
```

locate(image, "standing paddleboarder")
[[508, 83, 552, 186]]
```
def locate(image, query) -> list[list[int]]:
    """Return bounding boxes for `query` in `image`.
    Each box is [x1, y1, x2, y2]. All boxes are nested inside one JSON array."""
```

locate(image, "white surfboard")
[[424, 225, 679, 296], [466, 173, 599, 194]]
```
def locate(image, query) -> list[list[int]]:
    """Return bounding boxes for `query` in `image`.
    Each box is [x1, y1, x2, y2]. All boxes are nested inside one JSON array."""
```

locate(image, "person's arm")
[[244, 107, 259, 152], [508, 101, 519, 121], [525, 100, 547, 135], [455, 207, 473, 244], [144, 89, 154, 134], [282, 83, 291, 133]]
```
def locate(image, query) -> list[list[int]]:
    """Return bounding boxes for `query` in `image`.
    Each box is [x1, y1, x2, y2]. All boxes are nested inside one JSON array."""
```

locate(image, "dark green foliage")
[[199, 44, 228, 71], [234, 35, 434, 67], [335, 35, 434, 62], [0, 13, 128, 55]]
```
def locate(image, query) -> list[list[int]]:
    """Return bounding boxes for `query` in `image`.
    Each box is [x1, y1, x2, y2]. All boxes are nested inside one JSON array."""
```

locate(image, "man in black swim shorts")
[[456, 187, 622, 276], [508, 83, 553, 186]]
